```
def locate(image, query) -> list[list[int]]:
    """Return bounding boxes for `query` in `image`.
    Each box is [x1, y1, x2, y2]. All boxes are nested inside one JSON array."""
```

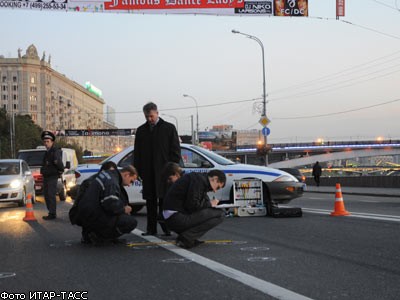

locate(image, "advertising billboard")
[[198, 130, 236, 151], [0, 0, 308, 16]]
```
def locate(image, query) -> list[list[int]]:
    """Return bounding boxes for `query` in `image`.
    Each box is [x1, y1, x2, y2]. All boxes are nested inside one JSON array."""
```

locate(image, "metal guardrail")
[[305, 176, 400, 188], [234, 139, 400, 153]]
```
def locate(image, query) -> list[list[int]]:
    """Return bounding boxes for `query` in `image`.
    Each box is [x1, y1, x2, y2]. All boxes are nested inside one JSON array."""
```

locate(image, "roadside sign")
[[262, 127, 270, 136], [259, 116, 271, 127]]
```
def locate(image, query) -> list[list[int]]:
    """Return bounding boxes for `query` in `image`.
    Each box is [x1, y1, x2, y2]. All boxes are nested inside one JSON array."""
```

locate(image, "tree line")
[[0, 108, 83, 161]]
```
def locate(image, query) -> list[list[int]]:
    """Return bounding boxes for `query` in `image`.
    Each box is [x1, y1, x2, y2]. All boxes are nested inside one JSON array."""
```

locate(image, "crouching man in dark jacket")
[[77, 165, 138, 245], [163, 169, 226, 249]]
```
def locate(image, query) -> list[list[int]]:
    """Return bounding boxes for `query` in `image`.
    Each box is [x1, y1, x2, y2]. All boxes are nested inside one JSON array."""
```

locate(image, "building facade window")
[[12, 76, 17, 83], [2, 76, 6, 83]]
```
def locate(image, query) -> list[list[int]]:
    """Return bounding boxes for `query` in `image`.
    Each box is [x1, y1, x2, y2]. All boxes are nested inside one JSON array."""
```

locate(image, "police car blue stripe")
[[78, 168, 100, 174], [185, 168, 280, 177], [78, 168, 281, 178]]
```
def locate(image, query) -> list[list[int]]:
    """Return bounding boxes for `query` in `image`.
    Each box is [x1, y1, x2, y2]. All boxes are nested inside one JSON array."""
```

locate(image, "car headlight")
[[273, 175, 295, 182], [10, 179, 22, 189]]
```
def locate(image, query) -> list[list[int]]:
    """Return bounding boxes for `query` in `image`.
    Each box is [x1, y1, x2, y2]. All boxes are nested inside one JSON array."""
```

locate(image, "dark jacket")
[[77, 169, 128, 231], [312, 163, 322, 177], [133, 118, 181, 199], [69, 173, 96, 225], [40, 146, 64, 178], [163, 173, 212, 214]]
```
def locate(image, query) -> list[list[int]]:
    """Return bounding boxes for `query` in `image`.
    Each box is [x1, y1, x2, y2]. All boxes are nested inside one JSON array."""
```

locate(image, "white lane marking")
[[302, 208, 400, 222], [0, 272, 16, 279], [357, 200, 380, 203], [132, 229, 313, 300]]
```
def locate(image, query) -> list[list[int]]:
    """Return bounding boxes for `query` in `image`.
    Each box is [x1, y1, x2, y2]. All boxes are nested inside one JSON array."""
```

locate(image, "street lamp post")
[[162, 113, 179, 133], [232, 29, 268, 165], [183, 94, 199, 145]]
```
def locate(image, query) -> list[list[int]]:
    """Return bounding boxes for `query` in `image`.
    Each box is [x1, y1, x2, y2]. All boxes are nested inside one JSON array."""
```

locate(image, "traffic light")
[[256, 140, 263, 156], [256, 141, 271, 156]]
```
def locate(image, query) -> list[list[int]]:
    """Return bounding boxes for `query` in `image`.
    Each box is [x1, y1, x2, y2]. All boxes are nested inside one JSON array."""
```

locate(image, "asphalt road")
[[0, 193, 399, 300]]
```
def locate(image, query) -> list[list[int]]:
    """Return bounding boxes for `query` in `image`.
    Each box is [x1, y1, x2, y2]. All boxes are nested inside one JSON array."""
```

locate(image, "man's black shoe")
[[111, 238, 127, 245], [88, 232, 105, 246], [81, 231, 92, 244], [81, 236, 92, 244], [176, 235, 194, 249], [141, 231, 157, 236], [193, 240, 205, 246], [42, 215, 56, 220], [176, 240, 191, 249]]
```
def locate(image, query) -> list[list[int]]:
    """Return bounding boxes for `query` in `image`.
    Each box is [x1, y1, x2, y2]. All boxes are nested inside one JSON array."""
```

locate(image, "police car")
[[74, 144, 304, 213]]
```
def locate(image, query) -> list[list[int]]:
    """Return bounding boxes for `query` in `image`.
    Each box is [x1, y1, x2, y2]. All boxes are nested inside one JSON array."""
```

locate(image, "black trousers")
[[145, 197, 158, 233], [114, 214, 138, 236], [146, 198, 170, 234], [158, 198, 170, 234], [43, 176, 58, 216], [86, 214, 138, 240], [165, 208, 225, 243], [314, 176, 320, 186]]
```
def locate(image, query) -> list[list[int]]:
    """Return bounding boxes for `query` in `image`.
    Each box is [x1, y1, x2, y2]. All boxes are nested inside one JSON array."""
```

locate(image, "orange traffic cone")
[[23, 193, 37, 222], [330, 183, 350, 216]]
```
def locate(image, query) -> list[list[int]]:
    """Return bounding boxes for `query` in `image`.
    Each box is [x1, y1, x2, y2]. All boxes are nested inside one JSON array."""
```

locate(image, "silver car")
[[0, 159, 36, 206]]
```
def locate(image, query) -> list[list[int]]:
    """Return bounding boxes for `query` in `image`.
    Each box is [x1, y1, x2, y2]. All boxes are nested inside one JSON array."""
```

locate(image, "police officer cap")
[[41, 131, 55, 141]]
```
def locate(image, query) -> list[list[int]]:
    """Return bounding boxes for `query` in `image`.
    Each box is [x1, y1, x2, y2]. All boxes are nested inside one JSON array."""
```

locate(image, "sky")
[[1, 0, 400, 143]]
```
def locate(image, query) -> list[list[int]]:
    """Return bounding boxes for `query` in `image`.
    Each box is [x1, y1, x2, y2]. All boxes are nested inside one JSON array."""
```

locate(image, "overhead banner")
[[62, 128, 136, 136], [336, 0, 345, 18], [0, 0, 308, 16]]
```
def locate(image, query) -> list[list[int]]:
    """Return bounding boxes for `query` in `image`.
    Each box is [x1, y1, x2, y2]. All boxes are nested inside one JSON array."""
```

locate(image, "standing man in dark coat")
[[134, 102, 181, 236], [40, 130, 64, 220]]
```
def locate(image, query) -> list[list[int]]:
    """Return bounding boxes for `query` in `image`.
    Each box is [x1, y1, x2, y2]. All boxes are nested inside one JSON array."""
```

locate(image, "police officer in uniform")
[[77, 165, 139, 245], [40, 131, 64, 220]]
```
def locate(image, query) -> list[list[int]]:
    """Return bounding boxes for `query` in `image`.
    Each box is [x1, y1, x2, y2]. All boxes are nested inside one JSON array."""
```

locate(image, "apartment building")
[[0, 44, 109, 153]]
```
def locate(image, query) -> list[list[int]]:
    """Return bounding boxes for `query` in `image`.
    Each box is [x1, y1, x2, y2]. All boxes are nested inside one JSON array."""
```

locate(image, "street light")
[[232, 29, 268, 165], [162, 113, 179, 133], [183, 94, 199, 145]]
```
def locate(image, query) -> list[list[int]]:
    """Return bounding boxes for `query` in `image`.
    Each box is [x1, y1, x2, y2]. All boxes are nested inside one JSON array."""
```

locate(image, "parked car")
[[0, 159, 36, 207], [278, 168, 306, 183], [74, 144, 304, 213], [17, 147, 78, 200]]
